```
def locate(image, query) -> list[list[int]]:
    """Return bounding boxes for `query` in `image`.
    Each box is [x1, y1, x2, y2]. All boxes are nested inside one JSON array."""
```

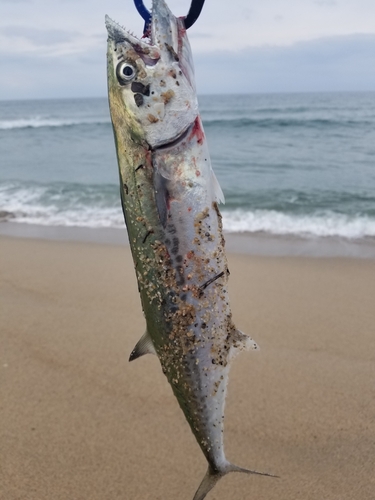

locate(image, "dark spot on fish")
[[165, 43, 179, 61], [134, 93, 144, 107], [171, 237, 179, 255], [175, 254, 183, 263], [153, 170, 170, 228], [176, 81, 180, 86], [135, 164, 144, 172], [201, 323, 207, 329], [131, 82, 150, 95], [212, 359, 216, 364], [123, 183, 128, 194], [181, 294, 187, 301], [176, 265, 184, 279]]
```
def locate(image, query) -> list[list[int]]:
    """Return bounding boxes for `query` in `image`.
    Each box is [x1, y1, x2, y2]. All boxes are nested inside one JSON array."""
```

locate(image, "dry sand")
[[1, 236, 375, 500]]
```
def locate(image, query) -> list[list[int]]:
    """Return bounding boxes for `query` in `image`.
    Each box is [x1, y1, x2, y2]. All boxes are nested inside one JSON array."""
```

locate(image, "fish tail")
[[192, 464, 223, 500], [192, 462, 277, 500]]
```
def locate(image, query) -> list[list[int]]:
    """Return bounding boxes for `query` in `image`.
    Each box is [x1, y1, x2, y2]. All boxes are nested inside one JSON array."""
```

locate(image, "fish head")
[[106, 0, 198, 149]]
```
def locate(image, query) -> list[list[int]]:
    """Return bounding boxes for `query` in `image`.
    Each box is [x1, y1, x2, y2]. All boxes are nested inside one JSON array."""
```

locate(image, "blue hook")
[[133, 0, 206, 35], [133, 0, 152, 34]]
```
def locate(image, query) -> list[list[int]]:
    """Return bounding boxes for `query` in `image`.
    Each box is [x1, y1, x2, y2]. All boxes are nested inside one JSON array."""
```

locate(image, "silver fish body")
[[106, 1, 269, 498]]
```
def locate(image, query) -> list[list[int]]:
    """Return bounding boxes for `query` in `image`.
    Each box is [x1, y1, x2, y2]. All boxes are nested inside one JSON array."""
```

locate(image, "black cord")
[[184, 0, 206, 29], [133, 0, 206, 34]]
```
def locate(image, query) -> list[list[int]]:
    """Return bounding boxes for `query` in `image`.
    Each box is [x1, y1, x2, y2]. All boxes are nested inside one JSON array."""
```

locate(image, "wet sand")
[[1, 236, 375, 500]]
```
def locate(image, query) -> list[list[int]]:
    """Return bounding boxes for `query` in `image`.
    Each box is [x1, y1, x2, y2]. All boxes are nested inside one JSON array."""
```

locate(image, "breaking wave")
[[221, 209, 375, 239], [0, 116, 110, 130], [1, 181, 375, 240]]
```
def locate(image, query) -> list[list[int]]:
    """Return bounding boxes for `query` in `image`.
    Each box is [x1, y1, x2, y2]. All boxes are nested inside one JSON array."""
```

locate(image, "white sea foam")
[[13, 207, 124, 228], [0, 116, 110, 130], [1, 183, 375, 239], [0, 182, 123, 228], [221, 209, 375, 239]]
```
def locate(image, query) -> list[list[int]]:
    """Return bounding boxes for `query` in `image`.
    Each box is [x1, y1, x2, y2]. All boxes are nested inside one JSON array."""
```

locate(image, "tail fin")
[[192, 465, 223, 500], [192, 462, 277, 500]]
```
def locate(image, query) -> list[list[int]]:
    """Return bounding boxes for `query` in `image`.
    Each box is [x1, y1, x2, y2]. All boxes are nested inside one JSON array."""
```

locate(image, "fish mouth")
[[106, 0, 180, 62], [105, 0, 180, 52], [105, 15, 155, 51]]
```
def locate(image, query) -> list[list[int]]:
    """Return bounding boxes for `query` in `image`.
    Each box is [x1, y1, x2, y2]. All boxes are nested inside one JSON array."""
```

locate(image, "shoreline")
[[1, 221, 375, 259], [1, 236, 375, 500]]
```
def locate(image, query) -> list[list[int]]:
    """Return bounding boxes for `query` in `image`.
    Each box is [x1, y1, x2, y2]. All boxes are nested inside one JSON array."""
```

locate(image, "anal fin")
[[231, 329, 259, 351], [129, 330, 156, 361]]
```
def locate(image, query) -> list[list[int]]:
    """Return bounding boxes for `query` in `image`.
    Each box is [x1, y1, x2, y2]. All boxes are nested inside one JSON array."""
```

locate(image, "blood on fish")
[[190, 116, 205, 145]]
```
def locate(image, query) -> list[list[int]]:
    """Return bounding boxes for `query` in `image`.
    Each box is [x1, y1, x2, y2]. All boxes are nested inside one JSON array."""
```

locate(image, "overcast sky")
[[0, 0, 375, 99]]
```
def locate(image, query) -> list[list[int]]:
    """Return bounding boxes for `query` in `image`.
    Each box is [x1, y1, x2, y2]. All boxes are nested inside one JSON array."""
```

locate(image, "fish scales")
[[106, 1, 272, 498]]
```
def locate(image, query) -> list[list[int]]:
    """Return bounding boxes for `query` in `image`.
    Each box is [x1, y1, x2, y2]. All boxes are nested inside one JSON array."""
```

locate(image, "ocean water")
[[1, 93, 375, 242]]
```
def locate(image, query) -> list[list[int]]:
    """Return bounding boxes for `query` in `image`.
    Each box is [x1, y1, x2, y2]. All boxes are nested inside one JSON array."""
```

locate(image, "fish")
[[105, 1, 273, 498]]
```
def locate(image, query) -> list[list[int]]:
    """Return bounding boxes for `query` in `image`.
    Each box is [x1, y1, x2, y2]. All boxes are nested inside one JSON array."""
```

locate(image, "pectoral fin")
[[129, 330, 156, 361], [211, 169, 225, 204]]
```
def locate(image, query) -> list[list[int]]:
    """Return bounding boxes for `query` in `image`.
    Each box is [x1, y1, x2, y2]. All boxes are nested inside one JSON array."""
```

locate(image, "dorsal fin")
[[129, 330, 156, 361]]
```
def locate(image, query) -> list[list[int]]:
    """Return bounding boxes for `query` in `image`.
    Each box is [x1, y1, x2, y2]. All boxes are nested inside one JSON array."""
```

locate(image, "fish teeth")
[[105, 14, 141, 42]]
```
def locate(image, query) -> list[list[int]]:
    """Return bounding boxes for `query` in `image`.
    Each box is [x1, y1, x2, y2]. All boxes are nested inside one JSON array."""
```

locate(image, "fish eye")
[[116, 62, 137, 84]]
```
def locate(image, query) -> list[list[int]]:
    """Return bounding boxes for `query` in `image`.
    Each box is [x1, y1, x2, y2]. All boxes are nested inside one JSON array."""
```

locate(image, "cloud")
[[193, 34, 375, 94], [1, 26, 79, 46], [188, 32, 213, 40], [314, 0, 337, 6], [0, 28, 374, 99], [0, 50, 106, 99]]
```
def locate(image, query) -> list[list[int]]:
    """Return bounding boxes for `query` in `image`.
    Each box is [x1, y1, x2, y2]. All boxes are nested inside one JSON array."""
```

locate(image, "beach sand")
[[1, 235, 375, 500]]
